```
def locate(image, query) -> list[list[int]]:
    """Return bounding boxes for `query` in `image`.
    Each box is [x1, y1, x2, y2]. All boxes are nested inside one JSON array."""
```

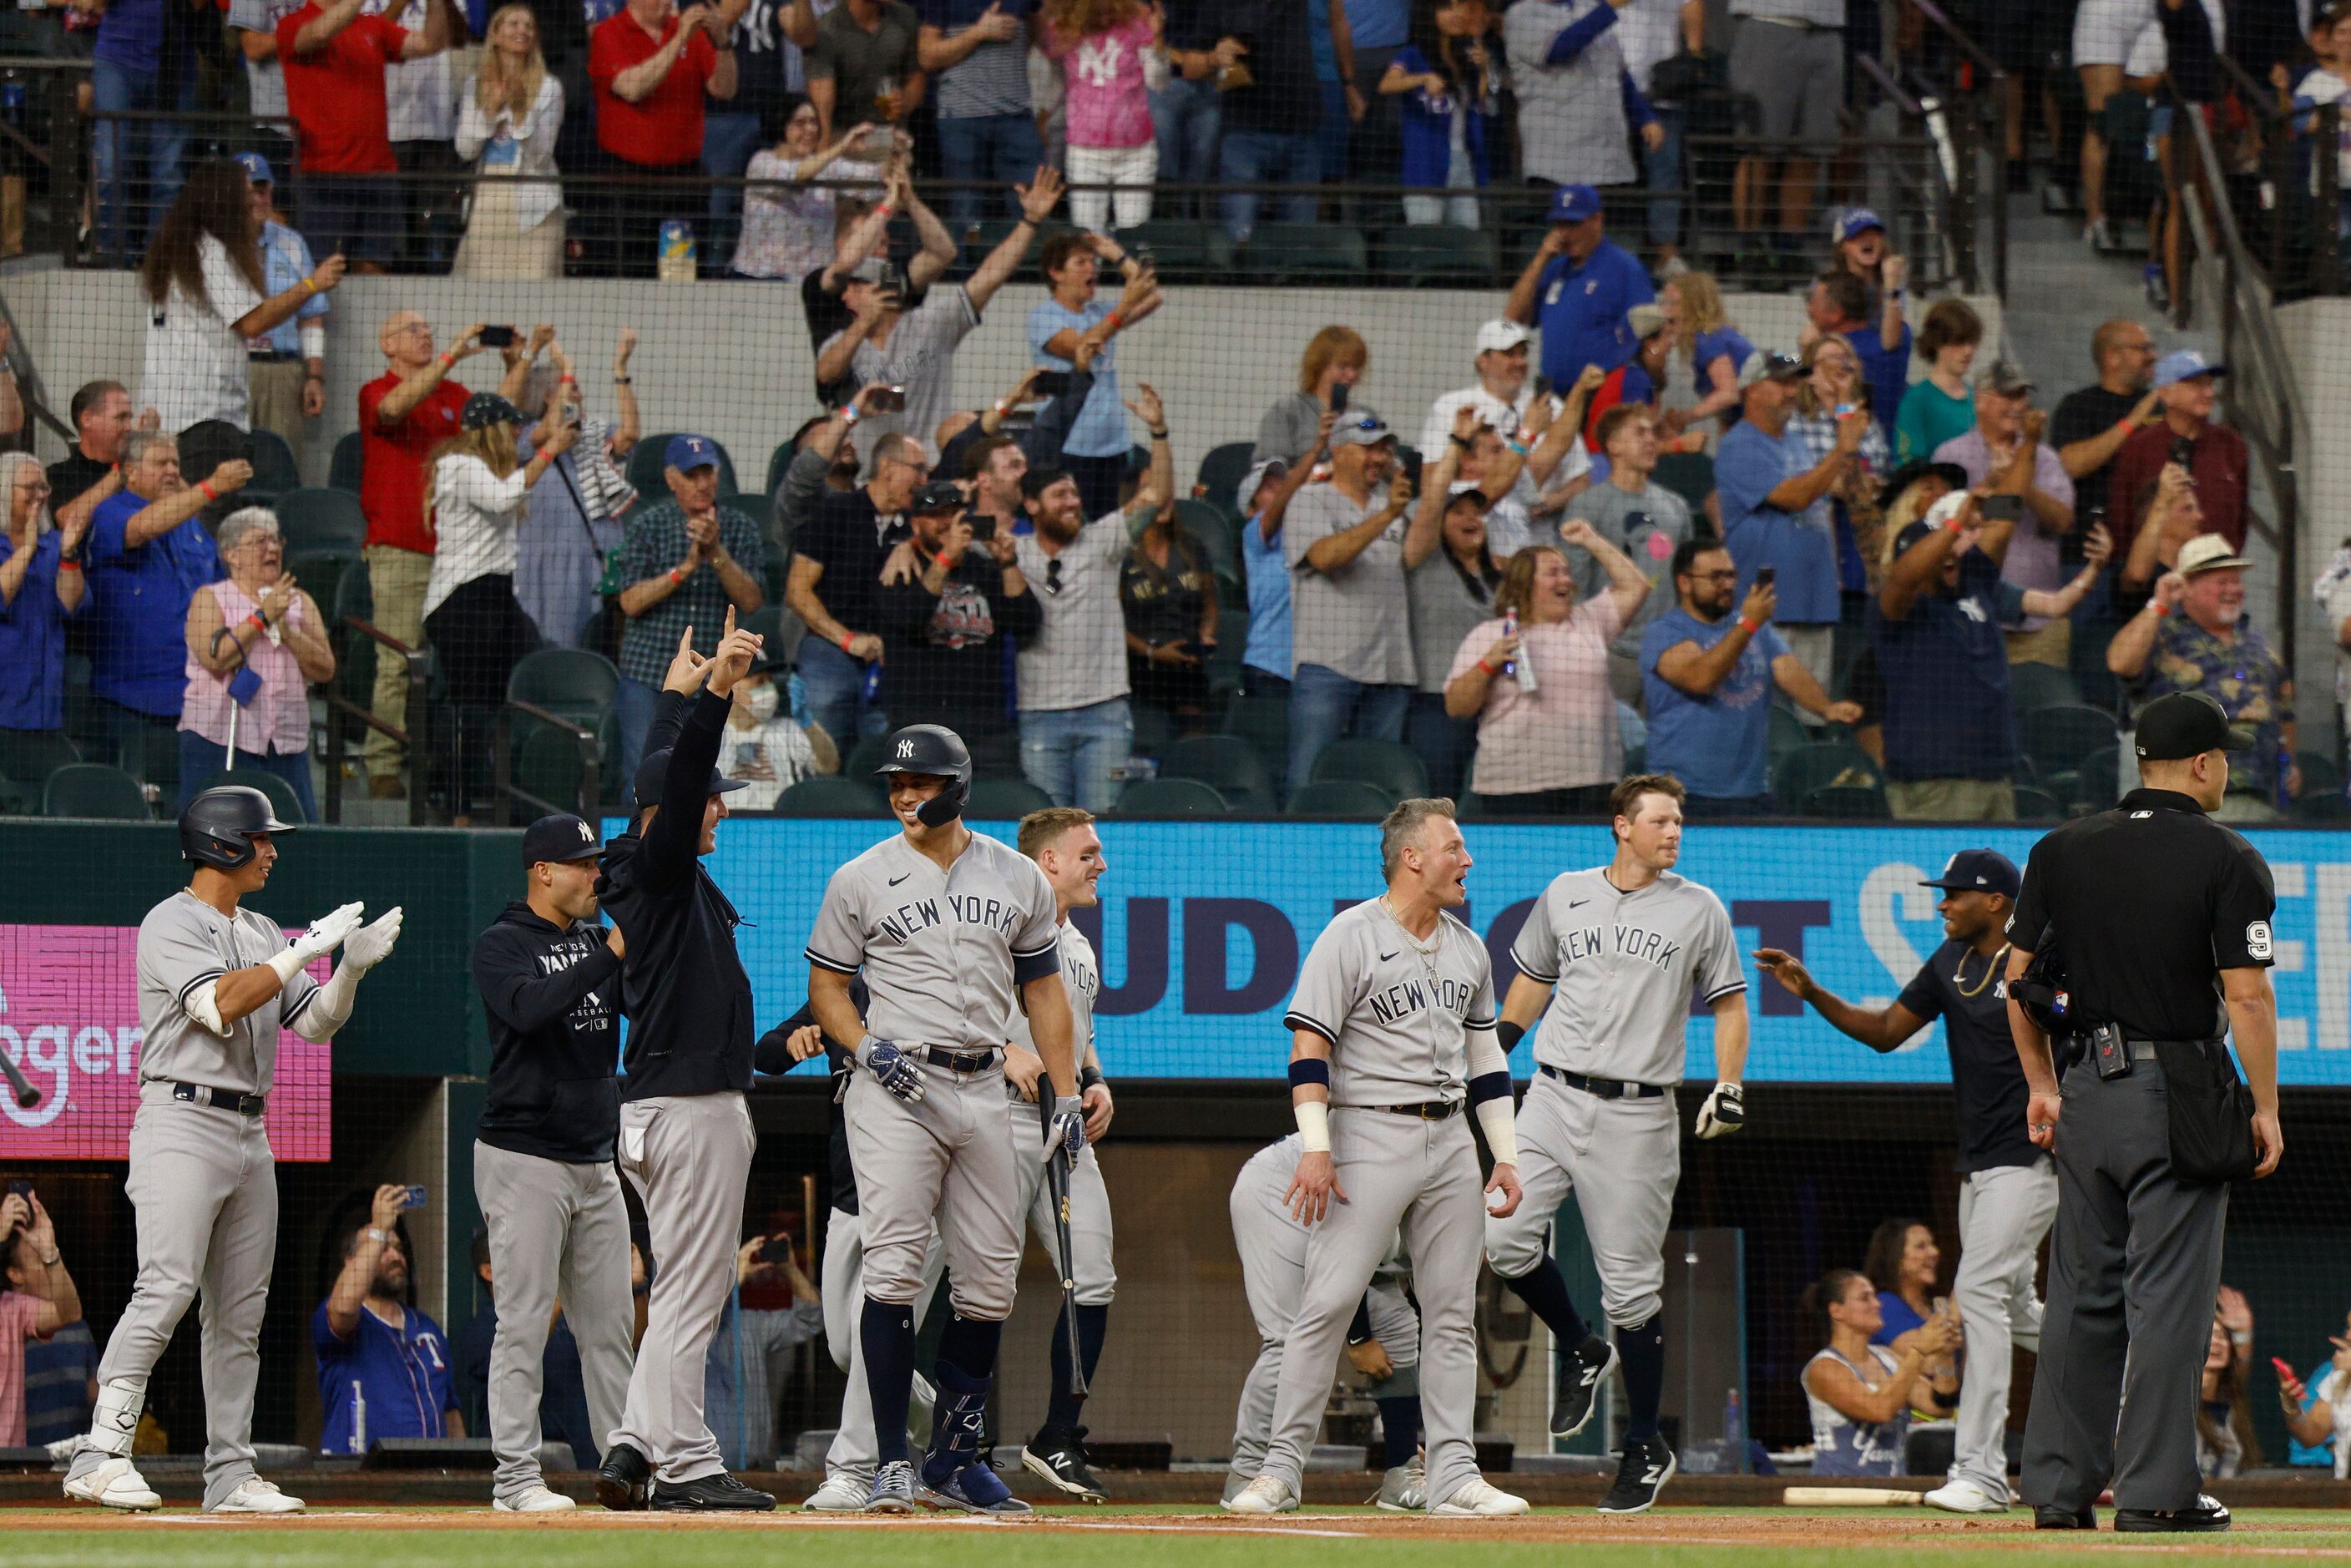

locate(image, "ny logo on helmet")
[[897, 739, 915, 758], [577, 822, 594, 842]]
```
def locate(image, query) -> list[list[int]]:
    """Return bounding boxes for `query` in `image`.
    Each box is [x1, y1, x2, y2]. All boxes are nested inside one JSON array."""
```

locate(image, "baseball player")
[[1757, 849, 2055, 1515], [1485, 772, 1747, 1515], [1226, 1133, 1428, 1511], [594, 615, 774, 1514], [1004, 807, 1116, 1503], [66, 787, 402, 1514], [469, 814, 637, 1513], [1226, 797, 1528, 1518], [804, 723, 1078, 1515]]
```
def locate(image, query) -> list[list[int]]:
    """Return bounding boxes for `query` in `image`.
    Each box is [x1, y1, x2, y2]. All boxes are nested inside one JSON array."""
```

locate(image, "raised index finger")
[[724, 604, 736, 639]]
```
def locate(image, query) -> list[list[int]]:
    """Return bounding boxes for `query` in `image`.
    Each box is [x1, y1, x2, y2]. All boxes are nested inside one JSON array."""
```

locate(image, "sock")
[[1043, 1302, 1110, 1432], [1499, 1257, 1594, 1348], [1378, 1396, 1422, 1470], [923, 1313, 1004, 1485], [1617, 1313, 1666, 1444], [861, 1297, 918, 1464]]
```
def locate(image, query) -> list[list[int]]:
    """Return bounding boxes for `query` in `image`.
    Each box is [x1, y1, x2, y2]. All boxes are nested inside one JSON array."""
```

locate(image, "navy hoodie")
[[472, 903, 624, 1163]]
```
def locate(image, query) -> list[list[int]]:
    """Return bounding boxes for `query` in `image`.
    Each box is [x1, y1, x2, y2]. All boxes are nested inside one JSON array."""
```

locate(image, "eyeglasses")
[[1045, 557, 1063, 595], [14, 479, 48, 495], [1689, 569, 1737, 582]]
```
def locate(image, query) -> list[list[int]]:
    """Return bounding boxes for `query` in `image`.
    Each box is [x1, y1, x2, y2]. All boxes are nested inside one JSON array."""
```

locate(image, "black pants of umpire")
[[2022, 1057, 2227, 1513]]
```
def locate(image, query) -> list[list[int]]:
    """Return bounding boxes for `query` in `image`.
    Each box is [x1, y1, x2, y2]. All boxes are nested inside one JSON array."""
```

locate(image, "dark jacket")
[[755, 979, 867, 1214], [471, 902, 624, 1163], [598, 687, 757, 1101], [873, 545, 1041, 737]]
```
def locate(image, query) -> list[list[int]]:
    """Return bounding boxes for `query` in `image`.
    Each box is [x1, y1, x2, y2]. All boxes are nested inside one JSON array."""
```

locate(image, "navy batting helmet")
[[873, 724, 971, 827], [179, 785, 296, 870]]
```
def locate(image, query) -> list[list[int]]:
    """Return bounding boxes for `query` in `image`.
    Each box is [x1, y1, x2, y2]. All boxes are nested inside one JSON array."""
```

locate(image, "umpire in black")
[[2005, 690, 2283, 1535]]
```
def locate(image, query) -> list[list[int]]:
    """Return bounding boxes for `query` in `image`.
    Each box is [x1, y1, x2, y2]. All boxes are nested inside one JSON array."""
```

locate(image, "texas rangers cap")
[[2152, 348, 2225, 388], [665, 433, 720, 472], [2133, 690, 2255, 761], [1545, 184, 1601, 224], [1833, 206, 1885, 244], [633, 747, 752, 807], [1920, 848, 2019, 899], [522, 812, 604, 866], [233, 151, 274, 186]]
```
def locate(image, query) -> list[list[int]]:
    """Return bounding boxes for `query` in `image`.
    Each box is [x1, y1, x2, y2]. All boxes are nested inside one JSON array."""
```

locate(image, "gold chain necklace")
[[1953, 943, 2010, 999]]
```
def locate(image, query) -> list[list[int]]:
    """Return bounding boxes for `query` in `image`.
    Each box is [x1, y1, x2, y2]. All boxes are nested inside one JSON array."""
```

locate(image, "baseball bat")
[[1039, 1082, 1088, 1399], [1781, 1487, 1923, 1508], [0, 1048, 40, 1109]]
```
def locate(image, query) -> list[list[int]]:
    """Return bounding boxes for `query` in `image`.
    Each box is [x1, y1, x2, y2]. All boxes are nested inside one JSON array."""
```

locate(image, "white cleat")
[[802, 1472, 874, 1512], [210, 1477, 306, 1515], [1220, 1469, 1251, 1505], [1923, 1479, 2010, 1514], [493, 1485, 579, 1513], [1221, 1474, 1299, 1515], [1431, 1478, 1530, 1516], [64, 1457, 162, 1512]]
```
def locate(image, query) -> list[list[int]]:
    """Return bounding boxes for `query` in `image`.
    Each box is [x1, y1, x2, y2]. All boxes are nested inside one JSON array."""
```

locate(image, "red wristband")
[[199, 483, 218, 503], [1737, 616, 1760, 635], [247, 612, 266, 631], [1105, 311, 1125, 331], [933, 549, 954, 569], [58, 558, 80, 573], [1476, 658, 1497, 675], [667, 568, 684, 586], [839, 631, 857, 653]]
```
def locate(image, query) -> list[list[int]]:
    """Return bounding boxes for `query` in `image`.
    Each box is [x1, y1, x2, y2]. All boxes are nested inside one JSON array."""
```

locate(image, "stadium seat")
[[2020, 704, 2119, 781], [329, 430, 365, 494], [2299, 750, 2344, 800], [845, 731, 893, 777], [1307, 738, 1428, 802], [507, 647, 620, 723], [1112, 220, 1235, 281], [2008, 661, 2082, 715], [1802, 782, 1889, 819], [1172, 499, 1236, 579], [246, 428, 302, 498], [2295, 790, 2350, 822], [41, 762, 150, 821], [2070, 746, 2121, 812], [1220, 693, 1289, 785], [629, 433, 739, 498], [1207, 572, 1246, 697], [2012, 786, 2066, 821], [217, 766, 308, 825], [1113, 777, 1229, 818], [1130, 701, 1178, 759], [1162, 733, 1278, 812], [722, 491, 776, 536], [967, 776, 1054, 819], [1238, 224, 1371, 282], [1286, 779, 1397, 818], [1767, 705, 1810, 761], [1654, 452, 1714, 516], [286, 549, 356, 620], [1772, 741, 1883, 804], [764, 438, 796, 504], [508, 721, 600, 819], [777, 776, 887, 815], [275, 487, 368, 554], [0, 730, 81, 789], [1375, 225, 1502, 286], [1195, 442, 1256, 518]]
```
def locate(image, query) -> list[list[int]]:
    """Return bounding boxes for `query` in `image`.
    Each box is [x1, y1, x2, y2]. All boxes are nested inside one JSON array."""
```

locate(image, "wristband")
[[266, 947, 311, 987], [1079, 1064, 1105, 1091], [1294, 1098, 1331, 1152], [1476, 658, 1497, 675], [438, 350, 455, 369], [842, 407, 861, 426], [874, 202, 894, 219], [932, 549, 955, 569], [1497, 1019, 1524, 1051], [300, 277, 318, 296], [248, 612, 267, 631], [613, 375, 633, 385], [1737, 615, 1760, 635], [1148, 427, 1169, 440], [1449, 434, 1473, 451], [993, 399, 1011, 416], [366, 1227, 390, 1245], [560, 374, 577, 386], [667, 568, 685, 586], [58, 558, 80, 572], [1944, 513, 1964, 533], [199, 483, 217, 503], [839, 631, 857, 653], [1105, 311, 1125, 331]]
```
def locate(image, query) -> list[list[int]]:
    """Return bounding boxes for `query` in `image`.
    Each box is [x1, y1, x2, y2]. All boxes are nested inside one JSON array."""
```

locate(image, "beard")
[[371, 1267, 407, 1300]]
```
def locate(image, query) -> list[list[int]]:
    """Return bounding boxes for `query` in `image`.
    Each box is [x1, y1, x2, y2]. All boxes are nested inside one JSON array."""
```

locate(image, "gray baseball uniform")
[[1485, 867, 1744, 1326], [818, 1205, 945, 1482], [67, 892, 321, 1510], [1008, 919, 1115, 1307], [805, 830, 1061, 1318], [1254, 899, 1497, 1508]]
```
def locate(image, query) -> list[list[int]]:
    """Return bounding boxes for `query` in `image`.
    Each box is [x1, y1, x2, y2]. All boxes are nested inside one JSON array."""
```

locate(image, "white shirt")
[[425, 453, 530, 616], [2122, 0, 2223, 76], [1615, 0, 1685, 94], [369, 0, 458, 141], [142, 235, 266, 432], [719, 718, 822, 810], [457, 75, 567, 231], [1419, 382, 1534, 463]]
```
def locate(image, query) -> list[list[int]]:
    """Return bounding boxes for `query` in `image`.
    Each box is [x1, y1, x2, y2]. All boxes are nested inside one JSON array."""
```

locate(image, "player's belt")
[[1541, 1065, 1666, 1100], [1361, 1100, 1463, 1120], [922, 1046, 1000, 1072], [170, 1081, 266, 1115]]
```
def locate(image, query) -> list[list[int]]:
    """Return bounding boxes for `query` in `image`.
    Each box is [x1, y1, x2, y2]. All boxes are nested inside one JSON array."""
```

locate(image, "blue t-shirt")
[[1868, 547, 2018, 783], [1845, 321, 1914, 442], [0, 531, 70, 731], [1640, 607, 1788, 801], [96, 0, 192, 73], [23, 1320, 96, 1447], [1716, 422, 1838, 625], [1534, 238, 1656, 387], [1307, 0, 1409, 78], [1025, 296, 1126, 460], [86, 493, 220, 718], [313, 1299, 458, 1454], [1693, 325, 1756, 382], [257, 220, 330, 357], [1241, 507, 1292, 679], [1871, 1290, 1929, 1348]]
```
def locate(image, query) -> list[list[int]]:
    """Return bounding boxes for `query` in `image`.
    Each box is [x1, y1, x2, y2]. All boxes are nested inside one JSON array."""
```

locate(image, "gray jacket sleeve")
[[779, 444, 835, 538]]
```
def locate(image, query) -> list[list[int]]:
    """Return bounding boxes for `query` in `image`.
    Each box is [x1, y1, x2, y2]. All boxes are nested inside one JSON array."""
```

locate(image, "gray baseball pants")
[[845, 1060, 1021, 1318], [2024, 1060, 2227, 1514], [820, 1204, 944, 1479], [473, 1140, 635, 1502], [1485, 1071, 1678, 1327], [1010, 1098, 1116, 1306], [1227, 1139, 1309, 1479], [610, 1091, 756, 1485], [1255, 1108, 1485, 1507], [1949, 1157, 2060, 1503]]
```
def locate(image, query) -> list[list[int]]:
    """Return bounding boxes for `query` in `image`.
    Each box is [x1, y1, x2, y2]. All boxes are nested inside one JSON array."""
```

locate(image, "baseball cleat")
[[63, 1457, 161, 1512], [493, 1485, 578, 1513], [1924, 1479, 2008, 1514], [918, 1460, 1031, 1515], [210, 1478, 305, 1515], [1022, 1424, 1108, 1503], [1431, 1478, 1529, 1516], [802, 1471, 873, 1512], [2035, 1505, 2096, 1530], [2116, 1495, 2230, 1533], [651, 1472, 776, 1511], [1222, 1474, 1299, 1515], [1598, 1435, 1676, 1514], [867, 1459, 919, 1515], [1373, 1462, 1427, 1512], [1554, 1334, 1618, 1437], [594, 1440, 650, 1510], [1220, 1469, 1251, 1505]]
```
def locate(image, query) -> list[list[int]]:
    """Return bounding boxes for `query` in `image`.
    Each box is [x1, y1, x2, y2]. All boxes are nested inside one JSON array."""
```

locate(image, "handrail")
[[1898, 0, 2009, 294], [322, 617, 432, 827], [1903, 0, 2003, 82], [1854, 54, 1925, 119], [2215, 51, 2288, 122], [493, 698, 602, 825]]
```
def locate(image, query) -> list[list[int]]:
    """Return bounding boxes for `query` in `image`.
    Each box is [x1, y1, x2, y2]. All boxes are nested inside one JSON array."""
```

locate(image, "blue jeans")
[[1019, 698, 1131, 814], [92, 57, 194, 260], [701, 109, 765, 267], [615, 674, 660, 808], [1150, 75, 1221, 210], [1286, 664, 1408, 802], [796, 635, 887, 753], [1403, 690, 1478, 802], [1645, 104, 1687, 248], [178, 730, 318, 823], [1220, 129, 1321, 242], [938, 112, 1046, 232]]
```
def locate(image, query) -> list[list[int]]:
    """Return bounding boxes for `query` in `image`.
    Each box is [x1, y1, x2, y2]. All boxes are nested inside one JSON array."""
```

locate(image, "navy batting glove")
[[1044, 1104, 1084, 1163], [861, 1038, 926, 1104]]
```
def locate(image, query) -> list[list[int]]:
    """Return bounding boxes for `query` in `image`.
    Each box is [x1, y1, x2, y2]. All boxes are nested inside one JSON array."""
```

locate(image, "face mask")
[[742, 681, 780, 722]]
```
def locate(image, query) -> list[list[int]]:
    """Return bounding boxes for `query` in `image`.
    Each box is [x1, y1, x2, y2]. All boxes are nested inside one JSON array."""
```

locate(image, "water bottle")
[[657, 218, 695, 283], [1502, 607, 1537, 694], [351, 1379, 367, 1455], [861, 659, 882, 708]]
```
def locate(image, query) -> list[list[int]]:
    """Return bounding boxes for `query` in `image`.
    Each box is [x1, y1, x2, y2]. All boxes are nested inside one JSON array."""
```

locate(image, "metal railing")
[[321, 617, 433, 827]]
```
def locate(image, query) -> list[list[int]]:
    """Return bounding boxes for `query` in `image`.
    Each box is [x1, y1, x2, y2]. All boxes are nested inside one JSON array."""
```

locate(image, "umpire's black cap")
[[632, 749, 751, 811], [874, 724, 970, 827], [180, 785, 296, 870], [1920, 848, 2020, 900], [522, 812, 604, 866], [2134, 690, 2256, 761]]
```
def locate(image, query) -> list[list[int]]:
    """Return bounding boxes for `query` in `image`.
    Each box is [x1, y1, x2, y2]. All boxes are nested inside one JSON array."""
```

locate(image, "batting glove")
[[1694, 1080, 1745, 1140], [858, 1038, 926, 1104], [291, 901, 366, 965], [341, 906, 404, 974], [1044, 1103, 1085, 1164]]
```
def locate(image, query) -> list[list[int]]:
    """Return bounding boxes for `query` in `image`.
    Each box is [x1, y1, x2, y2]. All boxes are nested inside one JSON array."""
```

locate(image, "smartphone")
[[477, 325, 516, 349], [2274, 1357, 2302, 1384], [1531, 375, 1553, 401], [759, 1236, 796, 1266], [5, 1181, 29, 1200], [2169, 434, 2195, 469], [1979, 494, 2025, 524], [870, 385, 907, 413], [1330, 381, 1350, 415], [1130, 242, 1155, 271], [1755, 566, 1776, 587], [400, 1185, 428, 1211], [1032, 370, 1072, 398], [968, 514, 996, 541]]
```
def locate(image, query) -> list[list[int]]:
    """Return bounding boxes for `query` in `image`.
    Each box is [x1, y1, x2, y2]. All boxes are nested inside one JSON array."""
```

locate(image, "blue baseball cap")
[[1832, 206, 1884, 244], [1920, 849, 2020, 900], [665, 433, 720, 472], [2152, 348, 2225, 389], [233, 151, 274, 185], [1545, 184, 1601, 224]]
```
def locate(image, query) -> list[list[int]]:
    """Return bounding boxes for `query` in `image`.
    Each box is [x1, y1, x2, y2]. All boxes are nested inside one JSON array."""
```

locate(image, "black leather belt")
[[172, 1081, 265, 1115], [247, 351, 304, 364], [1361, 1100, 1462, 1120], [923, 1046, 999, 1072], [1542, 1064, 1667, 1100]]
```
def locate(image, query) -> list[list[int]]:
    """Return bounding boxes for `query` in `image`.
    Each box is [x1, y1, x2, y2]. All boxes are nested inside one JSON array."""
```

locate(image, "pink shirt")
[[179, 579, 313, 758], [1049, 12, 1155, 149], [0, 1292, 44, 1445], [1449, 597, 1625, 796]]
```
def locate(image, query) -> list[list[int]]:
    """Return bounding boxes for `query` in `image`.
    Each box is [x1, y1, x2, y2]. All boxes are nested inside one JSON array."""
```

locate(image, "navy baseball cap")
[[1545, 184, 1601, 224], [2134, 690, 2255, 761], [522, 812, 604, 866], [909, 478, 967, 513], [665, 433, 720, 472], [633, 747, 752, 808], [233, 150, 274, 185], [461, 392, 524, 431], [1833, 206, 1885, 244], [1921, 849, 2020, 899]]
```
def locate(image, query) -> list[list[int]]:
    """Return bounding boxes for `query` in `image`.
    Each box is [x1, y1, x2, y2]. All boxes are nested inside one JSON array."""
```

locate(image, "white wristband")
[[1295, 1098, 1331, 1153], [266, 947, 311, 987], [1474, 1095, 1519, 1167], [300, 322, 327, 362]]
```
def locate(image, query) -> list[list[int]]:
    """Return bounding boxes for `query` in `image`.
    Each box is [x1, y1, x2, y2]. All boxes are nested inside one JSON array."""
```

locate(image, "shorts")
[[292, 171, 400, 266], [1728, 19, 1843, 153], [2073, 0, 2153, 69]]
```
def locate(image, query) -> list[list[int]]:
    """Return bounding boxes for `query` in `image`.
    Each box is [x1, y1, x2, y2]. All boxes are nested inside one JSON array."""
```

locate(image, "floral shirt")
[[2141, 611, 2291, 797]]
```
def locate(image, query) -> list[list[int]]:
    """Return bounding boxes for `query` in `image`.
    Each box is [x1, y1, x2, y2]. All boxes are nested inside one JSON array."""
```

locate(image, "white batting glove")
[[290, 901, 365, 965], [1694, 1080, 1745, 1139], [341, 906, 405, 974]]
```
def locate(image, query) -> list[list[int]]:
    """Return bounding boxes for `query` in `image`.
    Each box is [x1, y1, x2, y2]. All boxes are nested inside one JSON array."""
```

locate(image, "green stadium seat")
[[1803, 782, 1889, 819], [285, 550, 356, 621], [629, 433, 739, 498], [1307, 739, 1428, 802], [246, 428, 302, 498], [2299, 750, 2344, 799], [1375, 225, 1502, 286], [968, 776, 1054, 819], [1161, 733, 1277, 812], [216, 766, 308, 824], [2008, 661, 2083, 715], [508, 721, 599, 819], [1239, 224, 1371, 282], [1112, 221, 1234, 281], [329, 430, 365, 494], [777, 776, 887, 816], [764, 438, 797, 505], [1172, 499, 1236, 579], [1130, 702, 1178, 759], [1767, 705, 1811, 761], [1221, 692, 1289, 787], [1195, 442, 1256, 518], [0, 730, 81, 787], [1112, 777, 1229, 818], [1207, 571, 1246, 698], [275, 487, 368, 554], [845, 732, 892, 777], [723, 491, 776, 536], [507, 648, 619, 722], [2020, 704, 2118, 781], [1772, 741, 1883, 804], [1654, 452, 1714, 515], [1286, 779, 1397, 818], [41, 762, 150, 821]]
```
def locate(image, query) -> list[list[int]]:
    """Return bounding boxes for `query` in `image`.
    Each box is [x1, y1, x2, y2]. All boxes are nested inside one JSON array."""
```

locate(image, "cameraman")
[[872, 478, 1039, 774]]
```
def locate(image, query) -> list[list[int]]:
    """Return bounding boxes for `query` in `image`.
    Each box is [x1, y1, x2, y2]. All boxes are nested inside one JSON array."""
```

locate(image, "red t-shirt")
[[276, 7, 407, 175], [589, 12, 716, 169], [359, 372, 469, 554]]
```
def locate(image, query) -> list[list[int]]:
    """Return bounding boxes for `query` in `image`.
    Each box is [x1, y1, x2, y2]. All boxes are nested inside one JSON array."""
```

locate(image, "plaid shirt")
[[614, 499, 768, 687], [2141, 611, 2291, 798]]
